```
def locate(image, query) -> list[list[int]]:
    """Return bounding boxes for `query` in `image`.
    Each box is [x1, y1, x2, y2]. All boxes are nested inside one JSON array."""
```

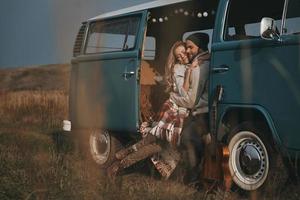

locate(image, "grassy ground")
[[0, 129, 205, 200], [0, 64, 204, 200], [0, 64, 299, 200]]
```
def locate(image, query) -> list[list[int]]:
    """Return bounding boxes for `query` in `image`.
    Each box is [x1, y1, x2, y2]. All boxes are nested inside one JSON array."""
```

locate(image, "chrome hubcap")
[[237, 139, 266, 179], [90, 130, 110, 165]]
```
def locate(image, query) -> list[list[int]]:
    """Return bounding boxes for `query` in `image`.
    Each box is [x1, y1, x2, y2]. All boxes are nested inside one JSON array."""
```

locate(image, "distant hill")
[[0, 64, 70, 92]]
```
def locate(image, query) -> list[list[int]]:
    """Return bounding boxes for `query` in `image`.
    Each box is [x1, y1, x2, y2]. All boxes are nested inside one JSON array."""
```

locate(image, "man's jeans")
[[180, 113, 209, 181]]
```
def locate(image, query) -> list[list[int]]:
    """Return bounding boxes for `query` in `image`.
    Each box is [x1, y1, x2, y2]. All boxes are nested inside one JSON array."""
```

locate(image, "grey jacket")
[[170, 60, 209, 115]]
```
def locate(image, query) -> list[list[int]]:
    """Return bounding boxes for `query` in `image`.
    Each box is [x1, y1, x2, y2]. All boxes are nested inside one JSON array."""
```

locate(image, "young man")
[[170, 32, 211, 183]]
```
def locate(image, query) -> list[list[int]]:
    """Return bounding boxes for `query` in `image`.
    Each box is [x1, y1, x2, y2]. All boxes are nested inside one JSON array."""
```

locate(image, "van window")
[[143, 36, 156, 60], [85, 16, 140, 54], [224, 0, 285, 41], [284, 0, 300, 35]]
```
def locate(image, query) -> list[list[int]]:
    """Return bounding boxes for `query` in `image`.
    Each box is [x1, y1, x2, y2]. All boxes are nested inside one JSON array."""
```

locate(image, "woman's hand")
[[190, 59, 199, 68], [184, 67, 192, 76], [190, 56, 205, 68]]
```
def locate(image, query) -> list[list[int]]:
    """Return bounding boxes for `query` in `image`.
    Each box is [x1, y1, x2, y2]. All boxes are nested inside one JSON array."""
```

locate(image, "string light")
[[203, 11, 208, 17], [174, 9, 178, 14], [159, 17, 163, 22], [164, 16, 168, 21], [152, 18, 157, 23], [197, 12, 202, 18], [184, 11, 189, 16]]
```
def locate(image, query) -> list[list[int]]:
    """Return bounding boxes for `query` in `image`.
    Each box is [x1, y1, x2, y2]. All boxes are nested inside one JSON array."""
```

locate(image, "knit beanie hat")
[[186, 32, 209, 51]]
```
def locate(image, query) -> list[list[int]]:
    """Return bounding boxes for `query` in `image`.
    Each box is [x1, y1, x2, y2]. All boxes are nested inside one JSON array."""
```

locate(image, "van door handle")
[[122, 71, 135, 80], [212, 65, 229, 73]]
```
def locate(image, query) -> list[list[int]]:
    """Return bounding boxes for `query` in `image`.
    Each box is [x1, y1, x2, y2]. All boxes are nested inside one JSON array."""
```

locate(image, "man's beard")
[[189, 53, 197, 63], [189, 49, 201, 62]]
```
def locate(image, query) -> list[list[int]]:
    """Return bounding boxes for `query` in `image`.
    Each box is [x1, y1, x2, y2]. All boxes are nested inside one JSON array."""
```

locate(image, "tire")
[[227, 122, 287, 192], [88, 130, 122, 169]]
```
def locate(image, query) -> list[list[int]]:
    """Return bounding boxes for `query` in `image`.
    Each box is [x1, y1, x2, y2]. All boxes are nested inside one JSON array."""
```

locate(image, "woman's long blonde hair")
[[164, 41, 186, 92]]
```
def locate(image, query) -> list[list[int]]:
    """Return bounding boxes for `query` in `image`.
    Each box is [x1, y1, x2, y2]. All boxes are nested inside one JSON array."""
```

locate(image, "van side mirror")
[[260, 17, 281, 41]]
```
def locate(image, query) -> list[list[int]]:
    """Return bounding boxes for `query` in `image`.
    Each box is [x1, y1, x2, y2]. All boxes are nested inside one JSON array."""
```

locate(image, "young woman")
[[140, 41, 194, 146]]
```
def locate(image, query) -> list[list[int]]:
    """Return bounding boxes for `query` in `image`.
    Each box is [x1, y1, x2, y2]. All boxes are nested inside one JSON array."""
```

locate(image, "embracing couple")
[[108, 32, 211, 181]]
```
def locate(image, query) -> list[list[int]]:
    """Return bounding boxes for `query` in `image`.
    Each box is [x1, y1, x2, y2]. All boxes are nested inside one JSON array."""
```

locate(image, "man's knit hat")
[[186, 32, 209, 51]]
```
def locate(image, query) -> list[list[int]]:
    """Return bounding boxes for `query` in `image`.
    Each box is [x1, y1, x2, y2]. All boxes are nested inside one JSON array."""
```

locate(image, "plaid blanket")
[[141, 99, 189, 147], [138, 99, 189, 178]]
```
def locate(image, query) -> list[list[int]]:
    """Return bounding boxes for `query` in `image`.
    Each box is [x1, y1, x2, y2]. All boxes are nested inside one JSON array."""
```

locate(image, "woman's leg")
[[107, 139, 162, 179], [115, 134, 157, 160]]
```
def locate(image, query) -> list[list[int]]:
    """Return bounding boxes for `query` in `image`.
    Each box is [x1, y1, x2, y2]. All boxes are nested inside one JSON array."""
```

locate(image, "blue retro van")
[[64, 0, 300, 192]]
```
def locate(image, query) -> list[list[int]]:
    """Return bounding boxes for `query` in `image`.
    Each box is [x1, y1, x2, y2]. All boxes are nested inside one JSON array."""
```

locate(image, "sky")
[[0, 0, 153, 68]]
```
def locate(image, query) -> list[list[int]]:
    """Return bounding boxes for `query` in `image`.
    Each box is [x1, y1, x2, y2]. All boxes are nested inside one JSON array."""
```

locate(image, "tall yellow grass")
[[0, 88, 206, 200], [0, 65, 298, 199], [0, 90, 68, 129]]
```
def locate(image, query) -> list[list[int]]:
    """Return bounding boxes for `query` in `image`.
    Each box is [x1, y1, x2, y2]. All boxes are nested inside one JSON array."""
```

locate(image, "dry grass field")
[[0, 64, 299, 200], [0, 64, 205, 200]]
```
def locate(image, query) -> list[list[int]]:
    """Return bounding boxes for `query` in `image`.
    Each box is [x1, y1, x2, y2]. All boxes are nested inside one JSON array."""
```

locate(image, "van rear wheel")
[[89, 130, 122, 169], [228, 129, 269, 190], [227, 122, 287, 193]]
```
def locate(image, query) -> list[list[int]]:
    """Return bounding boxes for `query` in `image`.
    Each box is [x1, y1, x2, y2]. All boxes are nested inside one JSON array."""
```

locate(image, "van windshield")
[[85, 16, 140, 54]]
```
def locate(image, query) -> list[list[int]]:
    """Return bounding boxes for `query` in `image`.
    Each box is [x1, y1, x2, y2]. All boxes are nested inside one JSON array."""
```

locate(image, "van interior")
[[139, 0, 290, 122], [140, 0, 219, 122]]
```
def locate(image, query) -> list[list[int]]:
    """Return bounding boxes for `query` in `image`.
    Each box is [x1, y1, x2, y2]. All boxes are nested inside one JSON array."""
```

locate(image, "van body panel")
[[75, 51, 141, 62], [88, 0, 191, 21], [211, 0, 228, 43], [70, 11, 148, 133], [71, 51, 140, 131], [211, 28, 300, 150], [216, 104, 284, 148]]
